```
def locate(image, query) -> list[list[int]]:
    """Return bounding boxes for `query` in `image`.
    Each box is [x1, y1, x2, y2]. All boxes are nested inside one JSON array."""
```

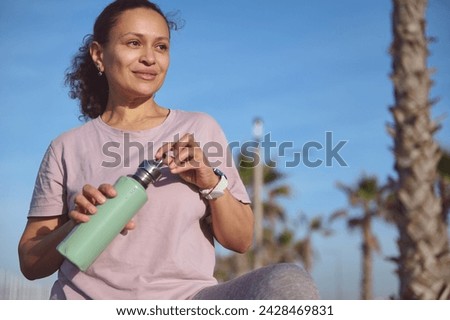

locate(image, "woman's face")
[[95, 8, 170, 103]]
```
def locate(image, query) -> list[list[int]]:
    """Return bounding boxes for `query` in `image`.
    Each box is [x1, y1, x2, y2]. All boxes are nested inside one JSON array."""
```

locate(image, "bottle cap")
[[133, 158, 164, 188]]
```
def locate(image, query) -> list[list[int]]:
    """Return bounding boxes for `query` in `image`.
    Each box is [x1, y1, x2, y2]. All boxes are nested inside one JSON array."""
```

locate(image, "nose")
[[139, 46, 156, 66]]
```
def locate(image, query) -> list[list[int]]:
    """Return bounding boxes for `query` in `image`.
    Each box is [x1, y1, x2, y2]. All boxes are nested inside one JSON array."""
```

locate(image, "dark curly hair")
[[65, 0, 179, 120]]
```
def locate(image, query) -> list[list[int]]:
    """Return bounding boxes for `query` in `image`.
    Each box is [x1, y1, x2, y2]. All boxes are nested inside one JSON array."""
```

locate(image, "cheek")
[[105, 50, 135, 70], [159, 55, 170, 71]]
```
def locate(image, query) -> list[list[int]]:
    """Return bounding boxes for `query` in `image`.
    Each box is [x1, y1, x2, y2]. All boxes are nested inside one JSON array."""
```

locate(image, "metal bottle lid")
[[132, 159, 164, 189]]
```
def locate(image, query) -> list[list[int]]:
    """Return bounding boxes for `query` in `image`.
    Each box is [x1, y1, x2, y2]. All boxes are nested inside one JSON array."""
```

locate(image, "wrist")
[[199, 168, 228, 200], [202, 174, 220, 190]]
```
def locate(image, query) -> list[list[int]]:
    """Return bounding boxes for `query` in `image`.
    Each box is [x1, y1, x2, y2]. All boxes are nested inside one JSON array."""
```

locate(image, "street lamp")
[[253, 118, 264, 269]]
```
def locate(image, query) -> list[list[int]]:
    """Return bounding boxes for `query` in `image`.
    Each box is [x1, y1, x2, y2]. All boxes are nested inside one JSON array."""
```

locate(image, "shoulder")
[[49, 119, 97, 150]]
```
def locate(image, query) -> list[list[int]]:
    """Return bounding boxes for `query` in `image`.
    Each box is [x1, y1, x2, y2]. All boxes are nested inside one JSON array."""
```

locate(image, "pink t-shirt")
[[28, 109, 250, 299]]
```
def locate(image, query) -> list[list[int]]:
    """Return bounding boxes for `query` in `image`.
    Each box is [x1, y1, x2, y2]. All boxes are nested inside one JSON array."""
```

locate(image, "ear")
[[90, 41, 104, 72]]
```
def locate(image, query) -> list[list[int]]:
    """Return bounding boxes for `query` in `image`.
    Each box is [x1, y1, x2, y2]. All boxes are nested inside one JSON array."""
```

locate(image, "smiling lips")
[[133, 70, 157, 80]]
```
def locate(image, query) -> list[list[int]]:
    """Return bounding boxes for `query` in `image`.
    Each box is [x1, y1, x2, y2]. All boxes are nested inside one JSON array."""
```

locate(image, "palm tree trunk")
[[303, 237, 313, 273], [361, 214, 373, 300], [390, 0, 450, 299]]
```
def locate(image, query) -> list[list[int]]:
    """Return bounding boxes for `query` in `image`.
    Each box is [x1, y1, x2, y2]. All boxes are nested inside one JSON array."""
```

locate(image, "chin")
[[131, 87, 159, 98]]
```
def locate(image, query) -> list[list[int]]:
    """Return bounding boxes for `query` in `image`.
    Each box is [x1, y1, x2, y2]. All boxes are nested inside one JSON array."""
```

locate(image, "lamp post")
[[253, 118, 264, 269]]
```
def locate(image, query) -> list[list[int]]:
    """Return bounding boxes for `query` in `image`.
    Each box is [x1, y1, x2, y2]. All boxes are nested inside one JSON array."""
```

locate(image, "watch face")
[[213, 167, 227, 179]]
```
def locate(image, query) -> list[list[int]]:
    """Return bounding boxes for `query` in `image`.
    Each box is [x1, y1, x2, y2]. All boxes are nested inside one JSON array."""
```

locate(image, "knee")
[[258, 263, 320, 300]]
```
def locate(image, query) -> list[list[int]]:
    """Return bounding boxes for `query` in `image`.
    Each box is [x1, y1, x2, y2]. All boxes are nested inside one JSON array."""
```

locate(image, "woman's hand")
[[70, 183, 135, 234], [155, 133, 219, 190]]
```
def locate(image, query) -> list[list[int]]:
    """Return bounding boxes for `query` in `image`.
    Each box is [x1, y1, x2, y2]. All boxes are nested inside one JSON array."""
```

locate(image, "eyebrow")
[[120, 32, 169, 41]]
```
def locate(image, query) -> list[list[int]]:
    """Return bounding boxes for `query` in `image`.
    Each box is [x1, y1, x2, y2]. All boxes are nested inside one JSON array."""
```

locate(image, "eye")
[[155, 43, 169, 52], [127, 40, 141, 48]]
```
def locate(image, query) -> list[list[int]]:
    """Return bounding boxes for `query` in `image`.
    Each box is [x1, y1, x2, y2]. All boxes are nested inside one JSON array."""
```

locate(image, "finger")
[[125, 220, 136, 230], [166, 134, 197, 154], [98, 183, 117, 199], [155, 142, 175, 160], [69, 208, 91, 223], [156, 133, 197, 158], [120, 220, 136, 236], [171, 134, 199, 161], [169, 160, 197, 174], [171, 146, 202, 169], [177, 133, 197, 145], [82, 184, 107, 205], [173, 134, 199, 152], [171, 146, 191, 166], [74, 193, 97, 214]]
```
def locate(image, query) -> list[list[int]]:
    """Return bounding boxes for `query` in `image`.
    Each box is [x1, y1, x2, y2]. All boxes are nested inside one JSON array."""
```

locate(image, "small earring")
[[96, 64, 103, 76]]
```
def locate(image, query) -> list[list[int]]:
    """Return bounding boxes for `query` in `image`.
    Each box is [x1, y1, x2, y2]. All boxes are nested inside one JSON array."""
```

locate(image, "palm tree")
[[331, 175, 385, 300], [437, 148, 450, 221], [389, 0, 450, 299], [292, 214, 332, 272]]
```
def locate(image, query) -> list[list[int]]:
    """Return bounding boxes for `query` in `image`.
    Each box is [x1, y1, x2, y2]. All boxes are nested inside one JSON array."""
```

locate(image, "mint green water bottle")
[[57, 159, 163, 271]]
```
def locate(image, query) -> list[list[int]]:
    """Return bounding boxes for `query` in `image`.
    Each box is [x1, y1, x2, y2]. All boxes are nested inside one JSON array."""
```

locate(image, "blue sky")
[[1, 0, 449, 299]]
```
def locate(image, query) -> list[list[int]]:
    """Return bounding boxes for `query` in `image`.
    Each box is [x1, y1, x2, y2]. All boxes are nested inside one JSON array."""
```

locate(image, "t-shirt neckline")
[[93, 109, 176, 138]]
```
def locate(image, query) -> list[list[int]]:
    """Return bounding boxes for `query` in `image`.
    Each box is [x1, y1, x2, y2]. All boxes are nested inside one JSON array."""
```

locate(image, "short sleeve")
[[28, 143, 67, 218]]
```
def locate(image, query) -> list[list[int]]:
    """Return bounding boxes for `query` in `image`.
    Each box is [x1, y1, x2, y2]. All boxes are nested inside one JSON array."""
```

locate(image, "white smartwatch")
[[199, 168, 228, 200]]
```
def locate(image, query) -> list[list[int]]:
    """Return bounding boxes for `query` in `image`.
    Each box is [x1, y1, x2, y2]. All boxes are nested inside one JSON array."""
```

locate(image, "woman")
[[18, 0, 319, 299]]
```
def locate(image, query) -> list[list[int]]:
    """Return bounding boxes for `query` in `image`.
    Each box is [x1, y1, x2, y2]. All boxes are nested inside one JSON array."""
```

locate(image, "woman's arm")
[[207, 189, 254, 253], [18, 216, 75, 280], [18, 183, 132, 280]]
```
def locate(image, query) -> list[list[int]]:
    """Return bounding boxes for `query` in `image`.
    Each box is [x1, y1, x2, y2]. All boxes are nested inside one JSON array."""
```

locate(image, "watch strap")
[[199, 168, 228, 200]]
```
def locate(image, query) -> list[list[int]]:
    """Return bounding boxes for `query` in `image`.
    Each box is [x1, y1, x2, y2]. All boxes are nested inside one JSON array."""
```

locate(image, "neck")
[[101, 97, 169, 131]]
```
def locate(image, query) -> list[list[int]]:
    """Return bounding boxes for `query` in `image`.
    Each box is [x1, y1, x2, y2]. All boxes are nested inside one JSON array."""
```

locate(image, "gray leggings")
[[192, 263, 320, 300]]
